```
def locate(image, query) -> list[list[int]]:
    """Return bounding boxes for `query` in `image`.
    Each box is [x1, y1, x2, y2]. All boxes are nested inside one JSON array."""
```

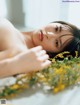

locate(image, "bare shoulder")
[[0, 18, 15, 31], [0, 18, 26, 52], [0, 18, 17, 50]]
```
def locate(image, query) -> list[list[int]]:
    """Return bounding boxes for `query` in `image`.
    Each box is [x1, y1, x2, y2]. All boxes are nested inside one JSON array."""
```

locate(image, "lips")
[[39, 30, 43, 41]]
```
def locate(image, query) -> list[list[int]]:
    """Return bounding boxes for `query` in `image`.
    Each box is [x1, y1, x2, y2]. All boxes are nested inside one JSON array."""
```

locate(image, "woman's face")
[[32, 23, 73, 53]]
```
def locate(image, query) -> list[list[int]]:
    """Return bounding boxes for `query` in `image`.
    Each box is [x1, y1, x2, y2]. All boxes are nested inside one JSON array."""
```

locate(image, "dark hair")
[[47, 21, 80, 58]]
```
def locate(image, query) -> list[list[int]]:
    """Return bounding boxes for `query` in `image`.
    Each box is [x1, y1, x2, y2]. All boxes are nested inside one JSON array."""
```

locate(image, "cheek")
[[42, 40, 60, 52], [41, 40, 54, 51], [45, 27, 53, 32]]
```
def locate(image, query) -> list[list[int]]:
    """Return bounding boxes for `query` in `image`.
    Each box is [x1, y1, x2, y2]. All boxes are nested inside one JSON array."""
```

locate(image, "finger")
[[41, 60, 51, 68], [31, 46, 43, 52], [36, 50, 46, 56], [38, 55, 49, 61]]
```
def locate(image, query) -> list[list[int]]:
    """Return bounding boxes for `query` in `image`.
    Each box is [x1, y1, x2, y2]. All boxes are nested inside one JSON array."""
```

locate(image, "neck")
[[22, 31, 36, 48]]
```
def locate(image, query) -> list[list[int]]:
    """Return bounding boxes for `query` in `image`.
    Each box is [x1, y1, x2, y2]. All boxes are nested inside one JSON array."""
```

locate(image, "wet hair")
[[47, 21, 80, 58]]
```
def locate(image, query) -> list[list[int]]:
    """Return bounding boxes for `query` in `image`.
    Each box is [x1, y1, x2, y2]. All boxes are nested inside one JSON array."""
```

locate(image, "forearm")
[[0, 46, 51, 78], [0, 57, 21, 78], [0, 53, 30, 78], [0, 51, 30, 78]]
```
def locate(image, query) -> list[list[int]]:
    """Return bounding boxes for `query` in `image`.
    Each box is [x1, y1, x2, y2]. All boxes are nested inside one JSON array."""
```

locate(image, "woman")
[[0, 18, 80, 77], [47, 21, 80, 58]]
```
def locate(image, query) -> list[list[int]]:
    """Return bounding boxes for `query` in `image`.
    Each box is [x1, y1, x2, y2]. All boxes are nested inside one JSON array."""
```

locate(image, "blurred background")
[[0, 0, 80, 30]]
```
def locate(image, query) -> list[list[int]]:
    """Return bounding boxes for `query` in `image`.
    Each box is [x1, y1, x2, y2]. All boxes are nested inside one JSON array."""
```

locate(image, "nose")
[[47, 32, 54, 36], [47, 31, 56, 39]]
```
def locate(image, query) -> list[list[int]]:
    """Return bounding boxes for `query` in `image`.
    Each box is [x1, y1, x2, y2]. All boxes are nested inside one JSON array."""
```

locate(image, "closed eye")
[[55, 38, 62, 48], [55, 25, 58, 32], [55, 25, 62, 32], [55, 39, 59, 47]]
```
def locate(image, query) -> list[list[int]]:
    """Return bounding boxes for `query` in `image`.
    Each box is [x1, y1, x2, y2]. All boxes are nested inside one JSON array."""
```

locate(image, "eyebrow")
[[59, 34, 73, 50], [59, 34, 73, 48], [59, 38, 62, 48], [60, 26, 62, 32]]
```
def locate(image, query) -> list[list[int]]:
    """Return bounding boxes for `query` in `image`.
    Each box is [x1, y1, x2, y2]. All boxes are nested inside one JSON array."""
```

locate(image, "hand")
[[16, 46, 51, 73]]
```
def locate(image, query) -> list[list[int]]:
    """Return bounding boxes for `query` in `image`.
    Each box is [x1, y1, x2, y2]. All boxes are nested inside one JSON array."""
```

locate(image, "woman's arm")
[[0, 46, 51, 78], [0, 19, 51, 78], [0, 48, 22, 60]]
